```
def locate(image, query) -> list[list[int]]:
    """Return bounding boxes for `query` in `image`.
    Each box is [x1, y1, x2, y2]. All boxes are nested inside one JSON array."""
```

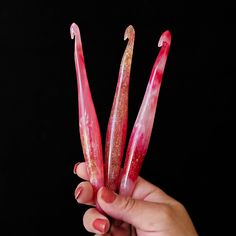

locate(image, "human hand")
[[74, 162, 198, 236]]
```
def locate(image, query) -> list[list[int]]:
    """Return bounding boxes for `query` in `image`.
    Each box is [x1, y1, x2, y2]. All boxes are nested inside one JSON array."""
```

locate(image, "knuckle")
[[121, 197, 136, 213], [174, 201, 185, 210], [158, 204, 173, 221], [173, 201, 188, 214]]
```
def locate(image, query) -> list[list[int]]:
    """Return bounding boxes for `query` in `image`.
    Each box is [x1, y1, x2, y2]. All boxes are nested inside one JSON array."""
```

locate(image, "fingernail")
[[73, 162, 80, 174], [101, 187, 116, 203], [93, 219, 108, 233], [74, 186, 83, 200]]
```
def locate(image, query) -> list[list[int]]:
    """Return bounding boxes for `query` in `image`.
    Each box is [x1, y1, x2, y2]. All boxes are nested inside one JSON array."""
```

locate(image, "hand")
[[74, 162, 198, 236]]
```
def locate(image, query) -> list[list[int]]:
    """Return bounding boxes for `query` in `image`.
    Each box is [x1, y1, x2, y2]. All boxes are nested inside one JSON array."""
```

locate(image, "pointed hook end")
[[124, 25, 135, 40], [158, 30, 171, 47], [70, 23, 81, 40]]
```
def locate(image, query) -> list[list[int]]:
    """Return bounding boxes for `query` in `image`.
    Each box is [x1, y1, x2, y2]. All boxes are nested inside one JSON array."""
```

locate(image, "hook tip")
[[70, 23, 81, 40], [158, 30, 171, 47], [124, 25, 135, 40]]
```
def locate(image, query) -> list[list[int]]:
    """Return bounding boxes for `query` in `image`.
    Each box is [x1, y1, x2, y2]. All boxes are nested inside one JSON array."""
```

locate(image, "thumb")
[[97, 187, 166, 230]]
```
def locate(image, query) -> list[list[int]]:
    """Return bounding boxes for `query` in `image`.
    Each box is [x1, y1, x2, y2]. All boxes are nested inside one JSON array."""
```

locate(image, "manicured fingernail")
[[101, 187, 116, 203], [74, 186, 83, 200], [73, 162, 80, 174], [93, 219, 108, 233]]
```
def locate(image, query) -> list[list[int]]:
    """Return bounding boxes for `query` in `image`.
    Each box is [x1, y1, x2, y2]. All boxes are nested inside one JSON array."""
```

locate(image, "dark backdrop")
[[0, 1, 233, 235]]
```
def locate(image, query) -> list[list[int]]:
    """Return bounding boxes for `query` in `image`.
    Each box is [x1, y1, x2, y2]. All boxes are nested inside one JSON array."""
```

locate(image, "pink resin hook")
[[119, 30, 171, 197], [70, 23, 104, 202], [104, 25, 135, 192]]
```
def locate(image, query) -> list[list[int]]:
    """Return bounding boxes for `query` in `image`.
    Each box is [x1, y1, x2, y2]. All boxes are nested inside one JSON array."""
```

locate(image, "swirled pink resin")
[[70, 23, 104, 198], [104, 25, 135, 192], [119, 30, 171, 197]]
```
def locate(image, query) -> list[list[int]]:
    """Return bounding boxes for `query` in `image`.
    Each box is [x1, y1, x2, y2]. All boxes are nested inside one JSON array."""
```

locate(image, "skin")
[[74, 162, 199, 236]]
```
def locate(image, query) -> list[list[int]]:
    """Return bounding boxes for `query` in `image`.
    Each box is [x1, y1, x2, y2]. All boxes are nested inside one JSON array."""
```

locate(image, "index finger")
[[73, 162, 174, 204]]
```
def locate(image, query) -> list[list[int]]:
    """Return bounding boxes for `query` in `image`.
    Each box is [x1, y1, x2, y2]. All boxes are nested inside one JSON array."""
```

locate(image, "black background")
[[0, 1, 234, 235]]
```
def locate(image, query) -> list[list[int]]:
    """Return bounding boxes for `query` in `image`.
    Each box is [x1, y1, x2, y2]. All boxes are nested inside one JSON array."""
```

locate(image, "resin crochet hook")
[[70, 23, 104, 202], [105, 25, 135, 192], [119, 30, 171, 197]]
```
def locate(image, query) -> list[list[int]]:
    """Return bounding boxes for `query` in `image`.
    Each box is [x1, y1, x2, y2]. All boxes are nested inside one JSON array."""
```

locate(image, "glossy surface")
[[119, 30, 171, 197], [70, 23, 104, 197], [104, 25, 135, 192]]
